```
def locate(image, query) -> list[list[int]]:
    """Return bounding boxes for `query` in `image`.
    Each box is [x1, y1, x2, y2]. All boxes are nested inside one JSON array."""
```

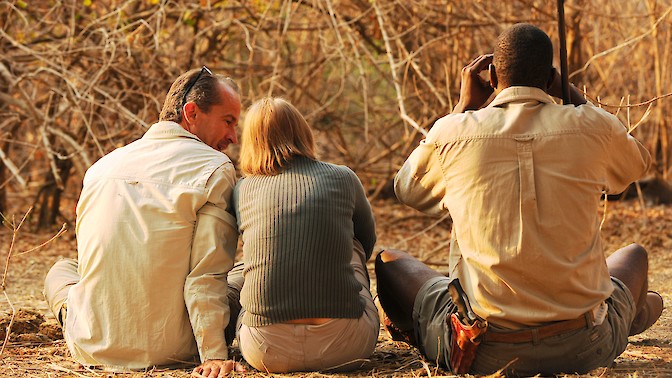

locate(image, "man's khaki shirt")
[[68, 121, 238, 368], [395, 87, 651, 328]]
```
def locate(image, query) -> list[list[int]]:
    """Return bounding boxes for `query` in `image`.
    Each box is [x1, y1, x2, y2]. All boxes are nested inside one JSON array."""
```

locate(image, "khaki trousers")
[[234, 240, 379, 373], [43, 258, 79, 326]]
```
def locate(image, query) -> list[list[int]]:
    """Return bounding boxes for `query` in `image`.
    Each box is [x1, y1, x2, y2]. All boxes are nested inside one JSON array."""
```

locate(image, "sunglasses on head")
[[181, 66, 213, 108]]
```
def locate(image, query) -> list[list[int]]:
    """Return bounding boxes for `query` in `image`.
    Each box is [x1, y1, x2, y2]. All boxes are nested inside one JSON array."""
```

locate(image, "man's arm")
[[399, 54, 498, 213], [397, 55, 490, 213], [184, 163, 242, 376], [604, 117, 652, 193], [394, 128, 448, 216]]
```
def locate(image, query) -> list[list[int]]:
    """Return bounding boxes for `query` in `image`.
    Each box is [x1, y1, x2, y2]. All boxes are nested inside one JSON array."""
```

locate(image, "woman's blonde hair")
[[240, 97, 316, 176]]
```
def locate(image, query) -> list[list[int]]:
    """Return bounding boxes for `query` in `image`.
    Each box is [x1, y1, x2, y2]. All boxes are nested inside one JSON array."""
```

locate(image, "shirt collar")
[[487, 86, 555, 108], [143, 121, 202, 142]]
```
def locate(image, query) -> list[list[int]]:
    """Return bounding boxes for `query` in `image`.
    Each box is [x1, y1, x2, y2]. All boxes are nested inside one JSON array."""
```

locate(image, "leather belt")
[[483, 314, 589, 344]]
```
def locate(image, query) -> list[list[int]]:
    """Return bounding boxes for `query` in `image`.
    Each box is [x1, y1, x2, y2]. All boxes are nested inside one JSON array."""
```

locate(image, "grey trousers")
[[413, 275, 636, 376]]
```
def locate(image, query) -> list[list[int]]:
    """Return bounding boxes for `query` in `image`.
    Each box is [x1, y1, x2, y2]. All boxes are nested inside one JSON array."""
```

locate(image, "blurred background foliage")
[[1, 0, 672, 229]]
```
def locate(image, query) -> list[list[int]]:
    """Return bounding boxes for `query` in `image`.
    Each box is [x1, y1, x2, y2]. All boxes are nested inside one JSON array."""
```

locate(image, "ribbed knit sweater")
[[233, 157, 377, 327]]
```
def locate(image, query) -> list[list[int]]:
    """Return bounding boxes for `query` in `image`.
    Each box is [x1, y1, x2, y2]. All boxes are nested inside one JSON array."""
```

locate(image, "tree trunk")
[[34, 154, 72, 231]]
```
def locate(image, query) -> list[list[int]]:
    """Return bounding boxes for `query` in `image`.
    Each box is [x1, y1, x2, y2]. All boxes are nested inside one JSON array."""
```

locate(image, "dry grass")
[[0, 199, 670, 377]]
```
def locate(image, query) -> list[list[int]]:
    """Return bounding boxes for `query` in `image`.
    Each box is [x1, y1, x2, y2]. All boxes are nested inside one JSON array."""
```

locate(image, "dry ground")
[[0, 199, 670, 377]]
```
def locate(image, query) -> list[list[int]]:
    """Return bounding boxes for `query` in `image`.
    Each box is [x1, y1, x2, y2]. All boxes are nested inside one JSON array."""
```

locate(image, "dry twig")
[[1, 207, 66, 356]]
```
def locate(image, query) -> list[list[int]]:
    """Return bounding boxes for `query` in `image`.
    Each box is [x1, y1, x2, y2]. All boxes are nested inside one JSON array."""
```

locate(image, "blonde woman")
[[229, 97, 379, 373]]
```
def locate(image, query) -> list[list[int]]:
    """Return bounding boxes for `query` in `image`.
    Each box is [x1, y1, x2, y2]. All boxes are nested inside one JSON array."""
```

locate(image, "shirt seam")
[[86, 175, 210, 191], [436, 127, 611, 144]]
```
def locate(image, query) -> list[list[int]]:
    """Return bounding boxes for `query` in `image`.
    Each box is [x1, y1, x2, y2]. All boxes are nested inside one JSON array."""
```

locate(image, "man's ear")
[[546, 67, 557, 90], [182, 102, 197, 123], [489, 64, 498, 89]]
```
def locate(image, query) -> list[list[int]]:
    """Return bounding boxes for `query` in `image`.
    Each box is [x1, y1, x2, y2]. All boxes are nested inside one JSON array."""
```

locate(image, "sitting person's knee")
[[626, 243, 649, 270], [629, 243, 648, 258]]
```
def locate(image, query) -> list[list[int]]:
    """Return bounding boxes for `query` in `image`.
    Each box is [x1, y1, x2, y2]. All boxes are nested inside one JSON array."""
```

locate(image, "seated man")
[[44, 67, 244, 376], [376, 23, 663, 376]]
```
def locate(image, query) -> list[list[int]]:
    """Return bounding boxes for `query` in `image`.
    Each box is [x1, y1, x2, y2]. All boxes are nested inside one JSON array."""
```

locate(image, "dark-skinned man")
[[376, 23, 663, 376]]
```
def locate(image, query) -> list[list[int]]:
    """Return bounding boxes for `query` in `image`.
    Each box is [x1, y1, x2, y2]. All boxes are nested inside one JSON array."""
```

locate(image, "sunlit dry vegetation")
[[2, 0, 672, 227], [1, 0, 672, 377]]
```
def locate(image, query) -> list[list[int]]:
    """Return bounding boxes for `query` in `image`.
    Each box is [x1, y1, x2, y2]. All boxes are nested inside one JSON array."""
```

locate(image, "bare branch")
[[0, 148, 27, 189], [372, 1, 427, 137]]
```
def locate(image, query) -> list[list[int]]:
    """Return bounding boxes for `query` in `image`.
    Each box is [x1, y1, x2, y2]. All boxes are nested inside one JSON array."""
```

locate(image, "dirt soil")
[[1, 199, 670, 377]]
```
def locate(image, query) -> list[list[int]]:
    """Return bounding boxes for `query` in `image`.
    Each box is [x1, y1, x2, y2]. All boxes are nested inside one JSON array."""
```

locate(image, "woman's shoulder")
[[238, 158, 358, 184], [309, 160, 363, 185], [308, 158, 356, 176]]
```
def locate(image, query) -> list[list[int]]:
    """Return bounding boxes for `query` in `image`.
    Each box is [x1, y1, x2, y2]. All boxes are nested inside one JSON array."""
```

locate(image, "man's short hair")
[[493, 23, 554, 89], [159, 69, 240, 123]]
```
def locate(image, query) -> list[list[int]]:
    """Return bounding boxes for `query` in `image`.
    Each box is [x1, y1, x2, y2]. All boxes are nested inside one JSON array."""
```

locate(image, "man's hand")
[[192, 359, 245, 378], [453, 54, 494, 113], [546, 67, 587, 106]]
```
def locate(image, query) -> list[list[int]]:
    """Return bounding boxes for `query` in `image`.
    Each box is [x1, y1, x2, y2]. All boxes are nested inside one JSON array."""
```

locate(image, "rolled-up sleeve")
[[394, 126, 448, 216], [604, 119, 652, 194], [184, 163, 238, 362]]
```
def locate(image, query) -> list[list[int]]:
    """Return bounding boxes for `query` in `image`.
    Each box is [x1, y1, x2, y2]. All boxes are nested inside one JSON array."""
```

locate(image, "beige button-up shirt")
[[395, 87, 651, 329], [68, 121, 238, 368]]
